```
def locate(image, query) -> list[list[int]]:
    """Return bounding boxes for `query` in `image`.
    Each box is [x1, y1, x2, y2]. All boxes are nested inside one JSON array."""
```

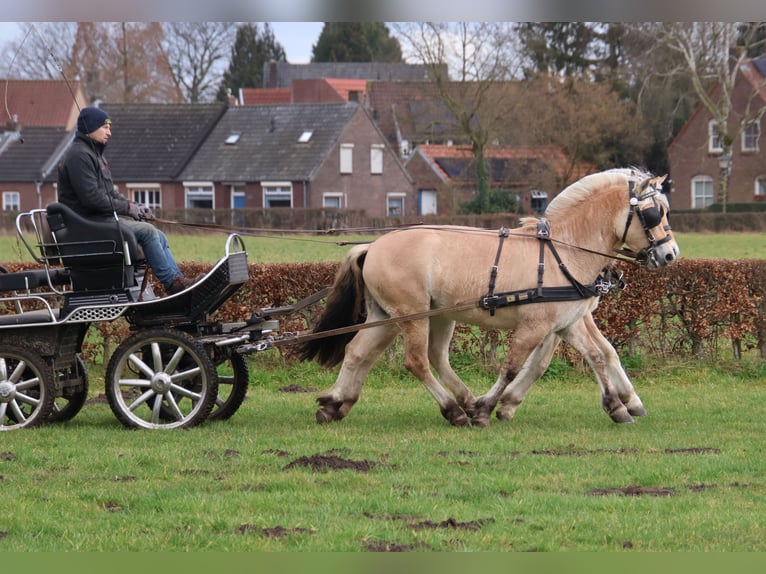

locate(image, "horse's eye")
[[641, 206, 663, 228]]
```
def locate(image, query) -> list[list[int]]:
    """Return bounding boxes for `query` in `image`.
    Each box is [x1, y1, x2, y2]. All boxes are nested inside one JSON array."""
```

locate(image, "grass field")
[[2, 355, 765, 551]]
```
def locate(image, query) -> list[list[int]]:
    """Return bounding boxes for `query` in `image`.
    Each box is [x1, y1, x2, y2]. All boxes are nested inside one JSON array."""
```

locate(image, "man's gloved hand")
[[127, 202, 142, 220], [139, 206, 155, 221]]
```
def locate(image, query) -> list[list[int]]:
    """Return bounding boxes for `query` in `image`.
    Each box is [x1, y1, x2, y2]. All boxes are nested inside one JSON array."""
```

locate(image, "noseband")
[[619, 180, 673, 265]]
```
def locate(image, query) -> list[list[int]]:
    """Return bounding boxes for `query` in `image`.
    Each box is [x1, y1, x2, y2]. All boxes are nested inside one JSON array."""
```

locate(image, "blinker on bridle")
[[620, 180, 673, 252]]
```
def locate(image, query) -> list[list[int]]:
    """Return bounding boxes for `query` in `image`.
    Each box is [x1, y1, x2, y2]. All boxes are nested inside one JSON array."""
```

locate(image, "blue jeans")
[[120, 219, 181, 288]]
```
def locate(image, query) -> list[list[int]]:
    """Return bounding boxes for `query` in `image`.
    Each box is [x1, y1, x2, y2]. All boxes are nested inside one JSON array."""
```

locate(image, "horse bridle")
[[619, 180, 673, 266]]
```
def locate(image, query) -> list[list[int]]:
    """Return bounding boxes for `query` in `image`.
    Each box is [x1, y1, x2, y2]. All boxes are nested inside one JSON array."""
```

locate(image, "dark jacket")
[[57, 132, 131, 220]]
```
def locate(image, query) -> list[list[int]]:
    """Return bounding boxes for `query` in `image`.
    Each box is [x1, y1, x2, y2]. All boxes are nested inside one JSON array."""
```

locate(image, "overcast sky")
[[0, 22, 324, 66]]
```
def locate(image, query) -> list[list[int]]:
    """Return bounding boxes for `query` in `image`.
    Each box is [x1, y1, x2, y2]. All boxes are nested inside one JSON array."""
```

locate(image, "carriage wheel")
[[105, 328, 218, 429], [48, 355, 89, 424], [0, 344, 55, 430], [208, 352, 249, 421]]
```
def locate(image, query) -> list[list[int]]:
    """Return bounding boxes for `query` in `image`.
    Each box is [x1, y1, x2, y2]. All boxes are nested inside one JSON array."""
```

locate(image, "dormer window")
[[298, 130, 313, 143], [225, 132, 241, 145]]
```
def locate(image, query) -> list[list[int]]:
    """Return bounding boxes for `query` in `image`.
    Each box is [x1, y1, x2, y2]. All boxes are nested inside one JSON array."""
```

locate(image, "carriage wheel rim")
[[0, 346, 54, 431]]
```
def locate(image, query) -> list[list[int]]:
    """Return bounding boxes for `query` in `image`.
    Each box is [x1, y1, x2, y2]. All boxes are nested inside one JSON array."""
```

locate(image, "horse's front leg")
[[495, 333, 561, 421], [578, 314, 646, 417], [561, 315, 638, 423], [472, 329, 550, 428], [316, 323, 398, 424]]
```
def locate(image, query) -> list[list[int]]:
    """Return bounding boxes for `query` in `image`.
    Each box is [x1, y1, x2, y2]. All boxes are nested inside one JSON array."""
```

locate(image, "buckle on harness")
[[537, 218, 550, 239]]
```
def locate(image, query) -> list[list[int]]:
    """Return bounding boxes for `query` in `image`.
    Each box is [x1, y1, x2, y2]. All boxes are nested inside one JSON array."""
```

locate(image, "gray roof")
[[180, 103, 359, 182], [99, 103, 226, 181], [0, 126, 69, 182], [263, 62, 443, 88]]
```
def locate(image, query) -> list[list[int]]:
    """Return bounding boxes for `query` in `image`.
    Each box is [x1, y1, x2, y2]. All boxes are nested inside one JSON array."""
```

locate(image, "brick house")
[[0, 79, 86, 211], [668, 57, 766, 209], [179, 102, 414, 219], [406, 144, 593, 215]]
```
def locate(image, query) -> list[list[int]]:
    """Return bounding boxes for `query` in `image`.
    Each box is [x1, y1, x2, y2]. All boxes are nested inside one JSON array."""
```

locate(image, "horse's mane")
[[544, 167, 655, 220]]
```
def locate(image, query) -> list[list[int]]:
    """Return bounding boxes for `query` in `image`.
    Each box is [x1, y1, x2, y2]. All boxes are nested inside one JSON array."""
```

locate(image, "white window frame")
[[340, 143, 354, 174], [262, 181, 293, 208], [742, 121, 760, 152], [387, 193, 405, 217], [755, 176, 766, 197], [691, 175, 714, 209], [322, 193, 344, 209], [128, 183, 161, 209], [2, 191, 20, 211], [183, 181, 215, 209], [708, 120, 723, 153], [370, 144, 384, 175]]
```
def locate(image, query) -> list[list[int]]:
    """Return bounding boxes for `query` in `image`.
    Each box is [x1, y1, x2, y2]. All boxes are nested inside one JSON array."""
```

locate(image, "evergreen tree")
[[311, 22, 402, 63], [217, 23, 286, 102]]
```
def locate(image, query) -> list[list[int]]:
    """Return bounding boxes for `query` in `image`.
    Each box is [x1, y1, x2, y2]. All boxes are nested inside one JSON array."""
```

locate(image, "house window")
[[340, 143, 354, 174], [708, 120, 723, 153], [370, 144, 384, 175], [263, 182, 293, 208], [691, 175, 714, 209], [129, 185, 161, 209], [756, 177, 766, 197], [531, 189, 548, 213], [2, 191, 20, 211], [184, 182, 215, 209], [323, 193, 343, 209], [742, 121, 760, 152], [387, 193, 405, 216]]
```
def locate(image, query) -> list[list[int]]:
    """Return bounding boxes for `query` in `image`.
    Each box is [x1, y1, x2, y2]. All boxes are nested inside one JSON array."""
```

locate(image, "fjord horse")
[[296, 168, 679, 427]]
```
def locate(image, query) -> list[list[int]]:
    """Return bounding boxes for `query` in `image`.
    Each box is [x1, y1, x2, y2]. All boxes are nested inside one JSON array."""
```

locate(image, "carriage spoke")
[[13, 392, 40, 407], [128, 389, 156, 412], [163, 392, 185, 421], [10, 400, 27, 423], [164, 347, 186, 375], [128, 353, 155, 378]]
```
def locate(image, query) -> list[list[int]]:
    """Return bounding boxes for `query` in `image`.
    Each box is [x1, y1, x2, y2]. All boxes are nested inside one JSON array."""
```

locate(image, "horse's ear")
[[651, 175, 668, 188]]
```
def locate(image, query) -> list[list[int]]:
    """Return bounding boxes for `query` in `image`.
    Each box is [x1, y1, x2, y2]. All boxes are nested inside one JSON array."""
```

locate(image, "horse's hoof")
[[627, 405, 647, 417], [316, 409, 335, 424], [609, 409, 634, 424], [495, 410, 512, 422], [442, 404, 469, 427]]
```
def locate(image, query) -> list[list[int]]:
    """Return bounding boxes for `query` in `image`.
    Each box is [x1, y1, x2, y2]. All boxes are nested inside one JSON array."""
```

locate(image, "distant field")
[[1, 230, 763, 264]]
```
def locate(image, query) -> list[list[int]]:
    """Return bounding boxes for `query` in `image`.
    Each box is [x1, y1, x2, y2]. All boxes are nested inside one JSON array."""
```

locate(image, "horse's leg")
[[315, 322, 398, 424], [579, 313, 647, 417], [472, 327, 550, 428], [428, 316, 477, 417], [495, 332, 561, 421], [400, 318, 470, 427], [561, 316, 635, 423]]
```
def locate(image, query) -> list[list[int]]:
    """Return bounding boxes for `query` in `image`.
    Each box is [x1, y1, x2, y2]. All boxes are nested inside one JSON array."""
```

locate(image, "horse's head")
[[619, 174, 680, 268]]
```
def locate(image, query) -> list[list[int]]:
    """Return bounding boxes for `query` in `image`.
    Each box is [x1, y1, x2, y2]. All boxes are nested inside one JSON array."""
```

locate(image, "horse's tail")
[[294, 243, 369, 368]]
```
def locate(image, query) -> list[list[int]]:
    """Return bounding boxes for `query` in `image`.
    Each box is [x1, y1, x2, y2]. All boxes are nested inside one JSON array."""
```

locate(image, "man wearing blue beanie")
[[57, 106, 197, 295]]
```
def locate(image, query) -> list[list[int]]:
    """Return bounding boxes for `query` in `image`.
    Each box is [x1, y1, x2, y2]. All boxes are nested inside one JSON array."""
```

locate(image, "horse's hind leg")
[[562, 315, 640, 423], [495, 333, 561, 421], [401, 318, 470, 427], [428, 316, 476, 417], [316, 322, 398, 424]]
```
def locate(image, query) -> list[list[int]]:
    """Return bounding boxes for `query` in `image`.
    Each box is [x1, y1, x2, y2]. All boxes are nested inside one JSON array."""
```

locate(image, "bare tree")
[[394, 22, 526, 213], [645, 22, 766, 211], [2, 22, 77, 79], [162, 22, 237, 103]]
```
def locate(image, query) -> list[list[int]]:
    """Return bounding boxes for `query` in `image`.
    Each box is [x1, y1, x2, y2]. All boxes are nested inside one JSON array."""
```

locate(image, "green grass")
[[2, 230, 765, 265], [1, 355, 765, 551]]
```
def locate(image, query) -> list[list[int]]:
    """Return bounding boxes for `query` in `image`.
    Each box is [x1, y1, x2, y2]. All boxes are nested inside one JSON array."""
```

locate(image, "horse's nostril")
[[665, 252, 675, 262]]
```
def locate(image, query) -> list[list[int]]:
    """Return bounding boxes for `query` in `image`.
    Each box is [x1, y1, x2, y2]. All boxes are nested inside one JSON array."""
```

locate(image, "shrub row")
[[2, 259, 764, 364]]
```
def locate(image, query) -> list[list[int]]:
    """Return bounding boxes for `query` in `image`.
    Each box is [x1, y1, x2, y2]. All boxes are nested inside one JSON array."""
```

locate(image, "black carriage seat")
[[44, 202, 145, 292]]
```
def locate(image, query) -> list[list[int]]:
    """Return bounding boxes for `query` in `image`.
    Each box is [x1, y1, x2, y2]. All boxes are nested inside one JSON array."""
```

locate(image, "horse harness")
[[479, 179, 670, 315]]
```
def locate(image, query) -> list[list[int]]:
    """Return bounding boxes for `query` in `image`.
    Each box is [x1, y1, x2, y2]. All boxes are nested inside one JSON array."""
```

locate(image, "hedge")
[[2, 259, 765, 364]]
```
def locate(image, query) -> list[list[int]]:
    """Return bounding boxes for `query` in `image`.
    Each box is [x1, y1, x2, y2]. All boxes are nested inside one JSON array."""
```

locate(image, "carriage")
[[0, 202, 279, 431]]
